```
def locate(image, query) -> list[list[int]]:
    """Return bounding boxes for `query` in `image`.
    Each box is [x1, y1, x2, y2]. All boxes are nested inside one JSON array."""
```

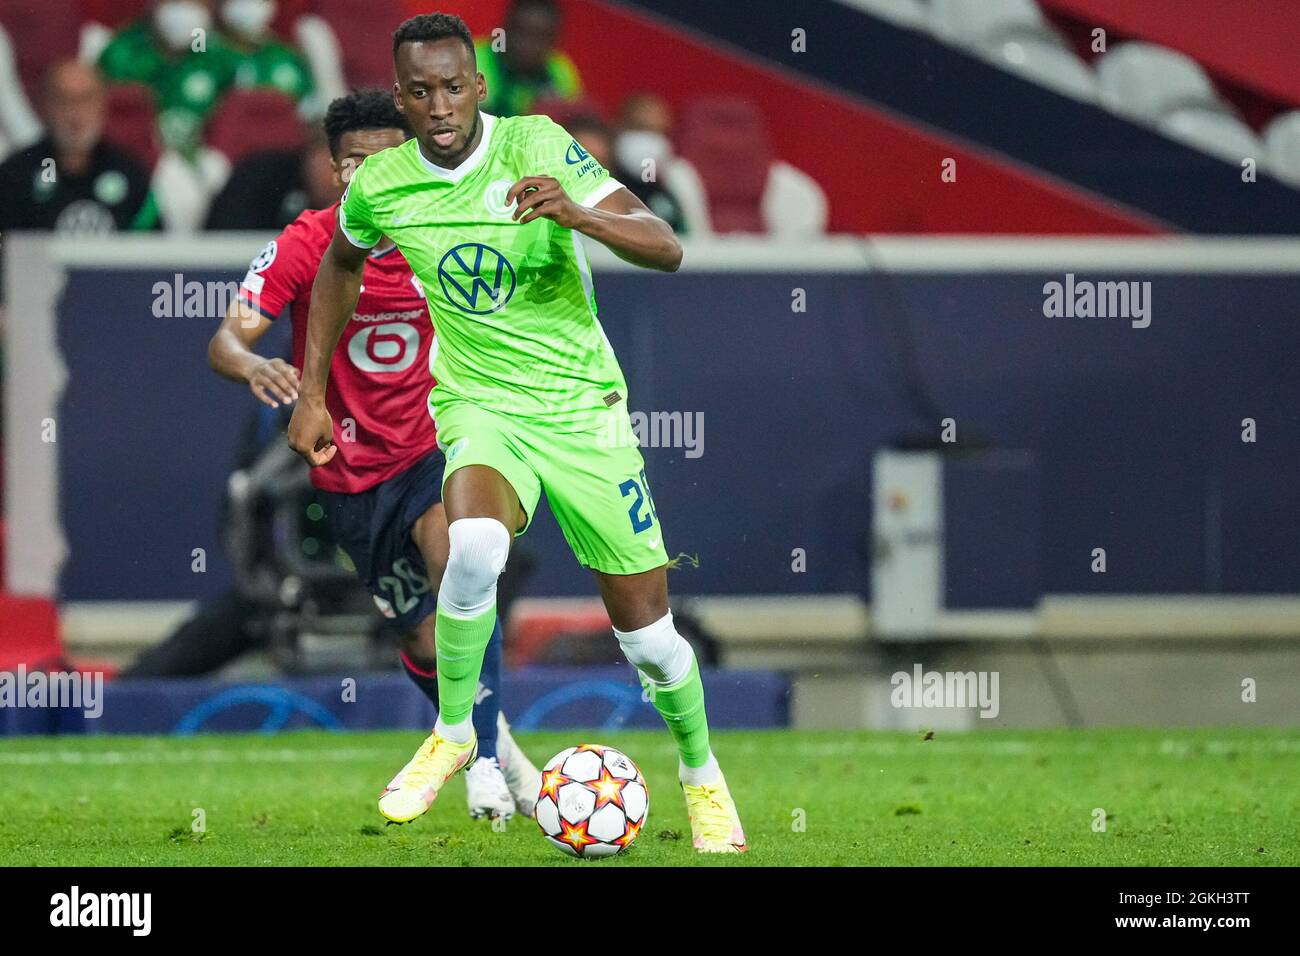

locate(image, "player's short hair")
[[322, 89, 412, 158], [391, 13, 475, 62]]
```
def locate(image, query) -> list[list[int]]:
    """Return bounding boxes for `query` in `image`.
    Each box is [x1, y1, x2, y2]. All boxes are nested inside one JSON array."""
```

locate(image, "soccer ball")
[[535, 744, 649, 858]]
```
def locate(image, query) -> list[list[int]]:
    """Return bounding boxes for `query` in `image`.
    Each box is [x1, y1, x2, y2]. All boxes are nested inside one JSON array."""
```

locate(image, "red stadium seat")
[[271, 0, 314, 39], [675, 96, 772, 234], [205, 88, 307, 166], [79, 0, 151, 30], [0, 593, 62, 671], [505, 599, 612, 667], [101, 82, 161, 171], [0, 0, 81, 102], [313, 0, 405, 88]]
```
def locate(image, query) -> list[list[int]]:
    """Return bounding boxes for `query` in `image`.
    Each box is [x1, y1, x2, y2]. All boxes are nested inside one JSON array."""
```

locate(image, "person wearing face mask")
[[97, 0, 241, 157], [220, 0, 317, 115], [612, 93, 686, 235]]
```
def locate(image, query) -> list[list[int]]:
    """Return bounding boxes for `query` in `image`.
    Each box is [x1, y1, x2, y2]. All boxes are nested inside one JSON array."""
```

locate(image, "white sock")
[[435, 715, 473, 744], [678, 752, 721, 787]]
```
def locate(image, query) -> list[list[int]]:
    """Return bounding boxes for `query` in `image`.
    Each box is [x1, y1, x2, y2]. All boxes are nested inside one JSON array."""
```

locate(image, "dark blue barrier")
[[0, 667, 790, 736], [55, 266, 1300, 600]]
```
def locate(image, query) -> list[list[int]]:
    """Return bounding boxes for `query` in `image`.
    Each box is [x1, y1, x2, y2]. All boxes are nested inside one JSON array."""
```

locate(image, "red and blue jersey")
[[238, 203, 439, 494]]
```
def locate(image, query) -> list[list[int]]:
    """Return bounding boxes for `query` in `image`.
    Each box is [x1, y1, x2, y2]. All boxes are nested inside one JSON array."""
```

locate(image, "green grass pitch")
[[0, 728, 1295, 866]]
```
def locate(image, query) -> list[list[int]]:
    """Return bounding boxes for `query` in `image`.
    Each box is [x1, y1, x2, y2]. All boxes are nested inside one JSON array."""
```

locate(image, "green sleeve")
[[531, 117, 621, 208], [97, 22, 157, 84]]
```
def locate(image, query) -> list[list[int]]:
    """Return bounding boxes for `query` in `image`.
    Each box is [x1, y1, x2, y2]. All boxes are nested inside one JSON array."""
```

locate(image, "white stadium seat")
[[1262, 110, 1300, 186], [836, 0, 930, 31], [929, 0, 1048, 46], [1095, 42, 1224, 123], [763, 161, 830, 237], [0, 23, 42, 160], [1157, 107, 1262, 166], [980, 35, 1098, 102]]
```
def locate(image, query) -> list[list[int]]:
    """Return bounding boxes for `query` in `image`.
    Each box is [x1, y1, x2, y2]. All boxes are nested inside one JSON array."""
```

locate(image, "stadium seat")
[[1095, 42, 1226, 123], [101, 82, 161, 171], [837, 0, 930, 31], [0, 593, 62, 671], [1263, 110, 1300, 186], [1157, 107, 1263, 166], [0, 0, 80, 103], [79, 0, 151, 30], [205, 88, 307, 166], [313, 0, 404, 88], [674, 97, 772, 234], [77, 19, 114, 64], [928, 0, 1048, 47], [662, 158, 714, 235], [763, 161, 829, 237], [0, 22, 41, 157], [979, 35, 1098, 102], [293, 13, 349, 108]]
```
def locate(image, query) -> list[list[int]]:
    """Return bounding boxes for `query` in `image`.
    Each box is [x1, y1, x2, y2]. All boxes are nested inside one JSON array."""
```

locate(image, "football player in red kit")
[[207, 90, 540, 822]]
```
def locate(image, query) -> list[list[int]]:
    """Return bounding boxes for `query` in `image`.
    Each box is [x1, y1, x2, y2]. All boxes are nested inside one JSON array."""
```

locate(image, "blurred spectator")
[[204, 129, 338, 229], [0, 61, 158, 235], [477, 0, 582, 117], [613, 93, 686, 234], [98, 0, 240, 157], [219, 0, 319, 116]]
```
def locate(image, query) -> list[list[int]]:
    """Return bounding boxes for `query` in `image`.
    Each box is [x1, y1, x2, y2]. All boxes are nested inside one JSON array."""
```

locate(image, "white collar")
[[416, 112, 496, 183]]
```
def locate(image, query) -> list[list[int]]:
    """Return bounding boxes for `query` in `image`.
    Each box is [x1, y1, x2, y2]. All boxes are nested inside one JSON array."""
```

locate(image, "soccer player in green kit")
[[286, 13, 746, 853]]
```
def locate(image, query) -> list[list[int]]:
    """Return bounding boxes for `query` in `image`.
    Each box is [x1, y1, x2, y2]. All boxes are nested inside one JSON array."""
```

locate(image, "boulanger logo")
[[347, 322, 419, 373], [437, 242, 516, 314]]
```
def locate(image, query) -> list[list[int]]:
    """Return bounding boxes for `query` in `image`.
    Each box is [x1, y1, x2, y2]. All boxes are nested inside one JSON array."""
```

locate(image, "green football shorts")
[[432, 397, 670, 575]]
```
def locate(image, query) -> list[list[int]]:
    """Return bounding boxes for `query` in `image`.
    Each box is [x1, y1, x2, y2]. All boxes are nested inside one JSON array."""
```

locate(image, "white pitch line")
[[0, 738, 1297, 766], [0, 747, 395, 766]]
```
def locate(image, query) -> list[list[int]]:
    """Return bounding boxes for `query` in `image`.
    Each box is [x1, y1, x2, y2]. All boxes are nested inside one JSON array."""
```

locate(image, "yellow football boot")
[[682, 773, 748, 854], [378, 729, 478, 824]]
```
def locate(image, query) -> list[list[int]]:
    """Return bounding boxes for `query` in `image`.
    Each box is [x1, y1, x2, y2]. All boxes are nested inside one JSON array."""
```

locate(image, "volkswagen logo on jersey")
[[565, 139, 590, 165], [437, 242, 516, 315]]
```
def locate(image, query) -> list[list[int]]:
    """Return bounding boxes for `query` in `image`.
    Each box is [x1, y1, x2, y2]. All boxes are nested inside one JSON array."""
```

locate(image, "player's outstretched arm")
[[207, 298, 300, 408], [507, 179, 683, 273], [286, 229, 367, 467]]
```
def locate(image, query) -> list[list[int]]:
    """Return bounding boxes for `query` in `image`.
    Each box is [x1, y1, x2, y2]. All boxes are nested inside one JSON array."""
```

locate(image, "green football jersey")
[[339, 112, 628, 425]]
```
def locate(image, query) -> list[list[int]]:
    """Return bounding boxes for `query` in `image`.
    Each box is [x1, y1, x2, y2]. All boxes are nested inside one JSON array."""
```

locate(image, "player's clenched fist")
[[507, 176, 587, 228], [287, 396, 337, 467]]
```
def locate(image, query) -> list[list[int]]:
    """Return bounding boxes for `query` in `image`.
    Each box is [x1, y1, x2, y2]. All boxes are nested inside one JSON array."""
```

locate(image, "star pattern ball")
[[534, 744, 649, 858]]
